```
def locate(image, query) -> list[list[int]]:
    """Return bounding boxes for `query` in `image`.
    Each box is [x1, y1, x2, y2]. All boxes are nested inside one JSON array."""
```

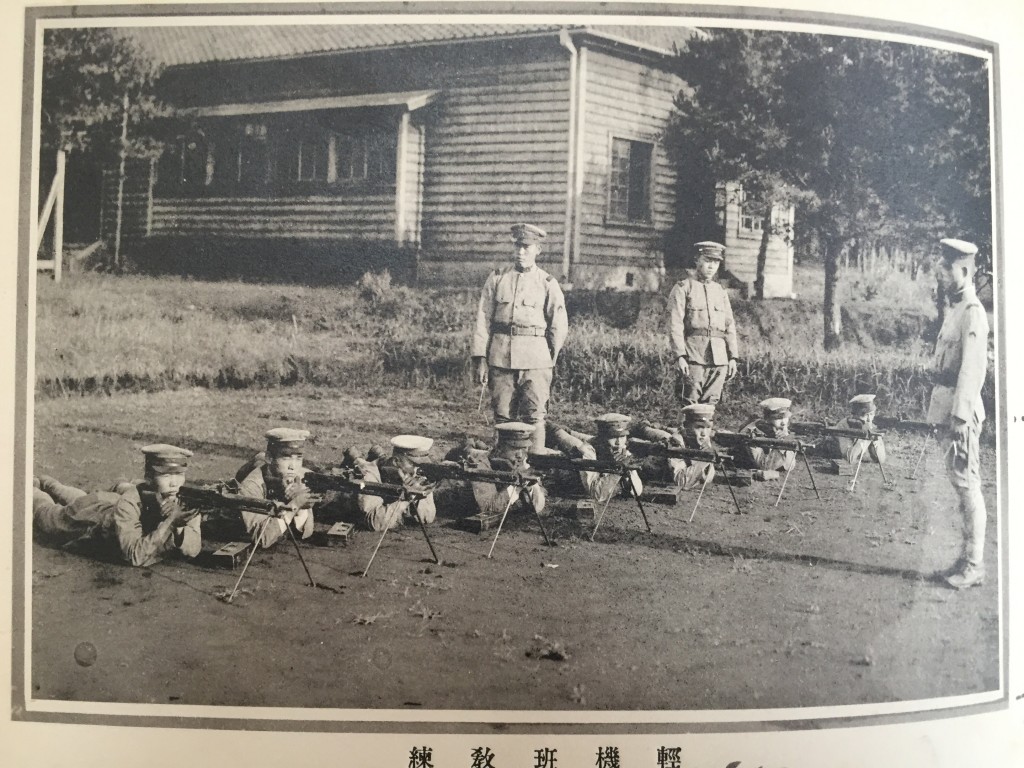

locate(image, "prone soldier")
[[335, 436, 437, 532], [544, 413, 643, 504], [471, 223, 569, 453], [732, 398, 797, 480], [821, 394, 887, 471], [928, 238, 990, 589], [669, 241, 740, 406], [458, 422, 547, 518], [32, 444, 201, 567], [234, 427, 315, 548], [630, 404, 718, 492]]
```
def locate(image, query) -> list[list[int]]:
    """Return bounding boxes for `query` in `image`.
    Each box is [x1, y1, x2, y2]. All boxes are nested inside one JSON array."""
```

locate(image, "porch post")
[[394, 110, 410, 245]]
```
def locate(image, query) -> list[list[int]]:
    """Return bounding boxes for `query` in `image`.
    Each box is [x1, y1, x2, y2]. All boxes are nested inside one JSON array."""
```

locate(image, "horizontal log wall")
[[150, 194, 395, 239], [574, 49, 683, 289], [418, 45, 572, 277]]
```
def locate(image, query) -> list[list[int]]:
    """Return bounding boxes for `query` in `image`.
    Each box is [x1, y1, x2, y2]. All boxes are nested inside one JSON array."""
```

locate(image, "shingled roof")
[[121, 23, 695, 68]]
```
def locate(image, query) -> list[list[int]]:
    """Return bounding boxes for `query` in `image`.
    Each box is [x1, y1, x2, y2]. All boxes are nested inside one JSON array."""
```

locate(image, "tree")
[[41, 27, 163, 161], [669, 30, 991, 349]]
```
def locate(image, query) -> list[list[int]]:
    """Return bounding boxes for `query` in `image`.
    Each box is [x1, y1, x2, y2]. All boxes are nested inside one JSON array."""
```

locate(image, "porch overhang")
[[179, 89, 437, 118]]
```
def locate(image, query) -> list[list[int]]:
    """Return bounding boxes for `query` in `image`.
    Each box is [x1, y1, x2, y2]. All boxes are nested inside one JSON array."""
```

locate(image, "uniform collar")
[[951, 285, 978, 304], [515, 265, 536, 274]]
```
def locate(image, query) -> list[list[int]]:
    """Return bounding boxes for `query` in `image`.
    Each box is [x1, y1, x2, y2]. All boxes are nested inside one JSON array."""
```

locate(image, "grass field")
[[34, 262, 993, 427]]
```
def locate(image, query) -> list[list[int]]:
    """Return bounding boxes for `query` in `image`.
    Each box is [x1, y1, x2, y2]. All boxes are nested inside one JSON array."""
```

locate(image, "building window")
[[179, 128, 213, 190], [237, 122, 269, 187], [608, 137, 653, 223], [281, 126, 333, 183], [336, 131, 396, 183]]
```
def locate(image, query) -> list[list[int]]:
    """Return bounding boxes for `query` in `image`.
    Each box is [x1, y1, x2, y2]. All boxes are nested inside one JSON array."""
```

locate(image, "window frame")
[[605, 133, 656, 227]]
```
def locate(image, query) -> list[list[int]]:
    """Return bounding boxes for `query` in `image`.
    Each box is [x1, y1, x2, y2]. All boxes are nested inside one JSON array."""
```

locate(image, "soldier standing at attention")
[[669, 241, 739, 406], [471, 223, 569, 454], [927, 238, 990, 590]]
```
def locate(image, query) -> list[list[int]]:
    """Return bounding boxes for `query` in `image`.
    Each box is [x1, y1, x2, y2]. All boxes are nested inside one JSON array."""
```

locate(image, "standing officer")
[[927, 238, 990, 590], [471, 223, 569, 454], [669, 241, 740, 405]]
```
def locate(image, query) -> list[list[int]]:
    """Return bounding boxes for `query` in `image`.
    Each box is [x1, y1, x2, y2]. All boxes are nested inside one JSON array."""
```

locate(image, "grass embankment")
[[36, 266, 989, 425]]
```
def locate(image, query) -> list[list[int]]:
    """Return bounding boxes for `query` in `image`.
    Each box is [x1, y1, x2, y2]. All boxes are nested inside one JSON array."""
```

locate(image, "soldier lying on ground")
[[334, 436, 437, 531], [730, 398, 798, 480], [543, 413, 643, 504], [233, 427, 315, 548], [821, 394, 888, 471], [32, 444, 201, 567], [444, 422, 547, 518], [630, 404, 717, 492]]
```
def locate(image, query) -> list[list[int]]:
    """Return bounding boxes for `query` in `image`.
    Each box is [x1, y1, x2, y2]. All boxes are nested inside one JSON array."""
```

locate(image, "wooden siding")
[[418, 49, 571, 275], [574, 49, 683, 289], [719, 182, 795, 298], [100, 159, 154, 243], [149, 194, 396, 239]]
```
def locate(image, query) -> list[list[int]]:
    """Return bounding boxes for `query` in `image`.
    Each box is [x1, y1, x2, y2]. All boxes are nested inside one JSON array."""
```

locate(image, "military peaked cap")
[[682, 403, 716, 424], [510, 223, 547, 245], [391, 435, 434, 460], [759, 397, 793, 416], [495, 422, 536, 450], [938, 238, 978, 263], [264, 427, 310, 456], [595, 413, 631, 438], [141, 444, 192, 474], [849, 394, 877, 415], [694, 241, 727, 260]]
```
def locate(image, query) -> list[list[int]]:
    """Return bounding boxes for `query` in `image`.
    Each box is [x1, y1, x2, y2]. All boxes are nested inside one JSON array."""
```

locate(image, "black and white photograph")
[[5, 0, 1021, 765]]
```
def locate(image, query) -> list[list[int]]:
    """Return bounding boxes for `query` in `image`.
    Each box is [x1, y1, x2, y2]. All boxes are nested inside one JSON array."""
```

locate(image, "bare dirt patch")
[[29, 387, 999, 711]]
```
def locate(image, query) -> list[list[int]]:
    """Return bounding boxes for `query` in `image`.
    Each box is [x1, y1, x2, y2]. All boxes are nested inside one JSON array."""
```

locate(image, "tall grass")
[[35, 270, 992, 426]]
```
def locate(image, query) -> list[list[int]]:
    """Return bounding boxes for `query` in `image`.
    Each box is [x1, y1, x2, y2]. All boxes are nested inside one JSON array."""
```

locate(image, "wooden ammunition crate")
[[211, 541, 251, 569], [325, 521, 355, 546], [642, 489, 680, 505], [574, 500, 596, 521], [463, 511, 504, 533]]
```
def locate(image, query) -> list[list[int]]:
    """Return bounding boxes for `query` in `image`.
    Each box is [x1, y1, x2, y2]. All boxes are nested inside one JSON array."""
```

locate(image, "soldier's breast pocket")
[[685, 304, 707, 329], [518, 293, 545, 325], [494, 282, 515, 319]]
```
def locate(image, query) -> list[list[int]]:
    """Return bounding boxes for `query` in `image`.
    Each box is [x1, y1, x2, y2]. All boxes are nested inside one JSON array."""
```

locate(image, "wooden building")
[[110, 24, 794, 294]]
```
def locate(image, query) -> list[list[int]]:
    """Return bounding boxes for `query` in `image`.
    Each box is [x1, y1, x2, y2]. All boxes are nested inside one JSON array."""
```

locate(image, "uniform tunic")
[[471, 265, 569, 425], [668, 276, 739, 405], [545, 425, 643, 504], [33, 481, 201, 567], [927, 286, 989, 488], [823, 417, 887, 465], [629, 422, 716, 491], [465, 454, 547, 518], [335, 458, 437, 532], [734, 420, 797, 472], [235, 463, 314, 548]]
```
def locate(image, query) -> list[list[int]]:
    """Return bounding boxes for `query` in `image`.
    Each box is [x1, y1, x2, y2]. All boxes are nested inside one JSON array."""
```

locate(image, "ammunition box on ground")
[[211, 541, 251, 569], [574, 500, 596, 521], [325, 521, 355, 546], [463, 511, 504, 533], [822, 461, 854, 477], [641, 489, 680, 505]]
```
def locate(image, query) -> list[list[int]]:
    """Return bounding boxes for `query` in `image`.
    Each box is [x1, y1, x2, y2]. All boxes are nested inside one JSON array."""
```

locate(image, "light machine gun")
[[627, 439, 742, 520], [712, 431, 821, 507], [526, 452, 651, 541], [418, 461, 552, 556], [789, 421, 889, 490], [304, 469, 440, 576], [178, 483, 317, 602]]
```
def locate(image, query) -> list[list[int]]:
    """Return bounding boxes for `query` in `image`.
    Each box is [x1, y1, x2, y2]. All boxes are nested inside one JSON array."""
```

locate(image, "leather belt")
[[687, 328, 729, 339], [491, 322, 546, 337]]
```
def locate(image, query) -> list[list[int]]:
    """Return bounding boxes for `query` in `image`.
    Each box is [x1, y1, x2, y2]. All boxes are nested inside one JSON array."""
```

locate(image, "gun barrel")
[[419, 462, 539, 487], [528, 452, 640, 474], [304, 471, 428, 501], [714, 431, 803, 452], [628, 439, 727, 464]]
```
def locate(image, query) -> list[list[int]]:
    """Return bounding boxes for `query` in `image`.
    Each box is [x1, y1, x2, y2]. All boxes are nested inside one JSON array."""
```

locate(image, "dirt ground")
[[26, 386, 1000, 711]]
